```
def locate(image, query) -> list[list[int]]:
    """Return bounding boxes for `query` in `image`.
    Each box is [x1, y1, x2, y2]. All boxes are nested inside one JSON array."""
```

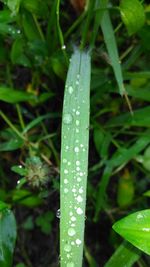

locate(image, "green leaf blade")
[[101, 10, 125, 95], [120, 0, 145, 35], [60, 48, 91, 267], [113, 210, 150, 255], [0, 207, 17, 267], [104, 241, 141, 267]]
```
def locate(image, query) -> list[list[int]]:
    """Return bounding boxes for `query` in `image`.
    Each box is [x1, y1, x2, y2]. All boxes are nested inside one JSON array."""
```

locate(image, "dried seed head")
[[25, 156, 50, 188]]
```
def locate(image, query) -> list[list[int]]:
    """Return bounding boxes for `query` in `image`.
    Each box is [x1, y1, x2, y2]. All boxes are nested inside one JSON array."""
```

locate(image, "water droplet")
[[76, 167, 80, 171], [76, 207, 83, 215], [67, 262, 74, 267], [76, 120, 80, 126], [64, 188, 68, 193], [76, 161, 80, 166], [18, 165, 23, 168], [64, 169, 68, 174], [77, 177, 81, 182], [62, 45, 66, 50], [76, 80, 79, 85], [137, 213, 143, 220], [76, 110, 80, 115], [64, 179, 68, 184], [64, 244, 71, 252], [63, 159, 67, 163], [17, 180, 20, 184], [68, 228, 76, 236], [79, 188, 83, 193], [74, 147, 79, 153], [71, 216, 76, 222], [68, 86, 74, 94], [63, 114, 73, 125], [76, 195, 83, 202], [56, 209, 61, 218], [75, 239, 82, 245]]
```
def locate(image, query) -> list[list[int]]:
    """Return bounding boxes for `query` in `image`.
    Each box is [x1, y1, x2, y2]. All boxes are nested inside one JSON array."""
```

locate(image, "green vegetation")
[[0, 0, 150, 266]]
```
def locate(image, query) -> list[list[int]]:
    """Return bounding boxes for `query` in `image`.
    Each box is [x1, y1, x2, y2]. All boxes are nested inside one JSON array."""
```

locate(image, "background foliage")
[[0, 0, 150, 266]]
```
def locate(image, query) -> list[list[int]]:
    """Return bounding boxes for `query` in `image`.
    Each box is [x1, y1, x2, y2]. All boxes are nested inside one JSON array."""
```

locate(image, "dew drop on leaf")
[[56, 209, 61, 219], [68, 228, 76, 236], [63, 114, 73, 125], [64, 244, 72, 252]]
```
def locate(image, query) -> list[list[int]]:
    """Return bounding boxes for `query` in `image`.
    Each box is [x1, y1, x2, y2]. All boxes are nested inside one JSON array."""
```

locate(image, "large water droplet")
[[75, 239, 82, 245], [76, 195, 83, 202], [74, 147, 79, 153], [61, 45, 66, 50], [67, 262, 74, 267], [68, 228, 76, 236], [68, 86, 74, 94], [79, 188, 83, 194], [63, 114, 73, 125], [56, 209, 61, 218], [71, 216, 76, 222], [64, 244, 72, 252], [76, 207, 83, 215], [64, 188, 68, 193]]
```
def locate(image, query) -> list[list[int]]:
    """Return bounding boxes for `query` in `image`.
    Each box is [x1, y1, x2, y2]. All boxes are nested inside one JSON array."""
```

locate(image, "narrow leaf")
[[0, 207, 17, 267], [104, 241, 141, 267], [101, 10, 125, 95], [60, 48, 91, 267], [0, 87, 35, 103]]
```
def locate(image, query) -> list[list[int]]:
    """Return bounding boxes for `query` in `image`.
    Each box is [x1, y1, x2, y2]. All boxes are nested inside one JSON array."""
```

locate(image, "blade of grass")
[[101, 9, 125, 95], [90, 0, 108, 48], [80, 0, 95, 50], [60, 48, 91, 267], [104, 241, 141, 267], [56, 0, 68, 62], [94, 131, 150, 221]]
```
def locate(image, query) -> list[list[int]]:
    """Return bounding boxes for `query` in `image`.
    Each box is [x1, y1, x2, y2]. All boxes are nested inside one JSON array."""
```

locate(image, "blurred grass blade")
[[94, 165, 112, 222], [0, 87, 35, 103], [101, 10, 125, 95], [91, 0, 108, 48], [107, 106, 150, 127], [60, 48, 91, 267], [113, 210, 150, 255], [120, 0, 145, 35], [94, 131, 150, 221], [22, 113, 60, 134], [5, 0, 21, 15], [104, 241, 141, 267], [0, 203, 17, 267]]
